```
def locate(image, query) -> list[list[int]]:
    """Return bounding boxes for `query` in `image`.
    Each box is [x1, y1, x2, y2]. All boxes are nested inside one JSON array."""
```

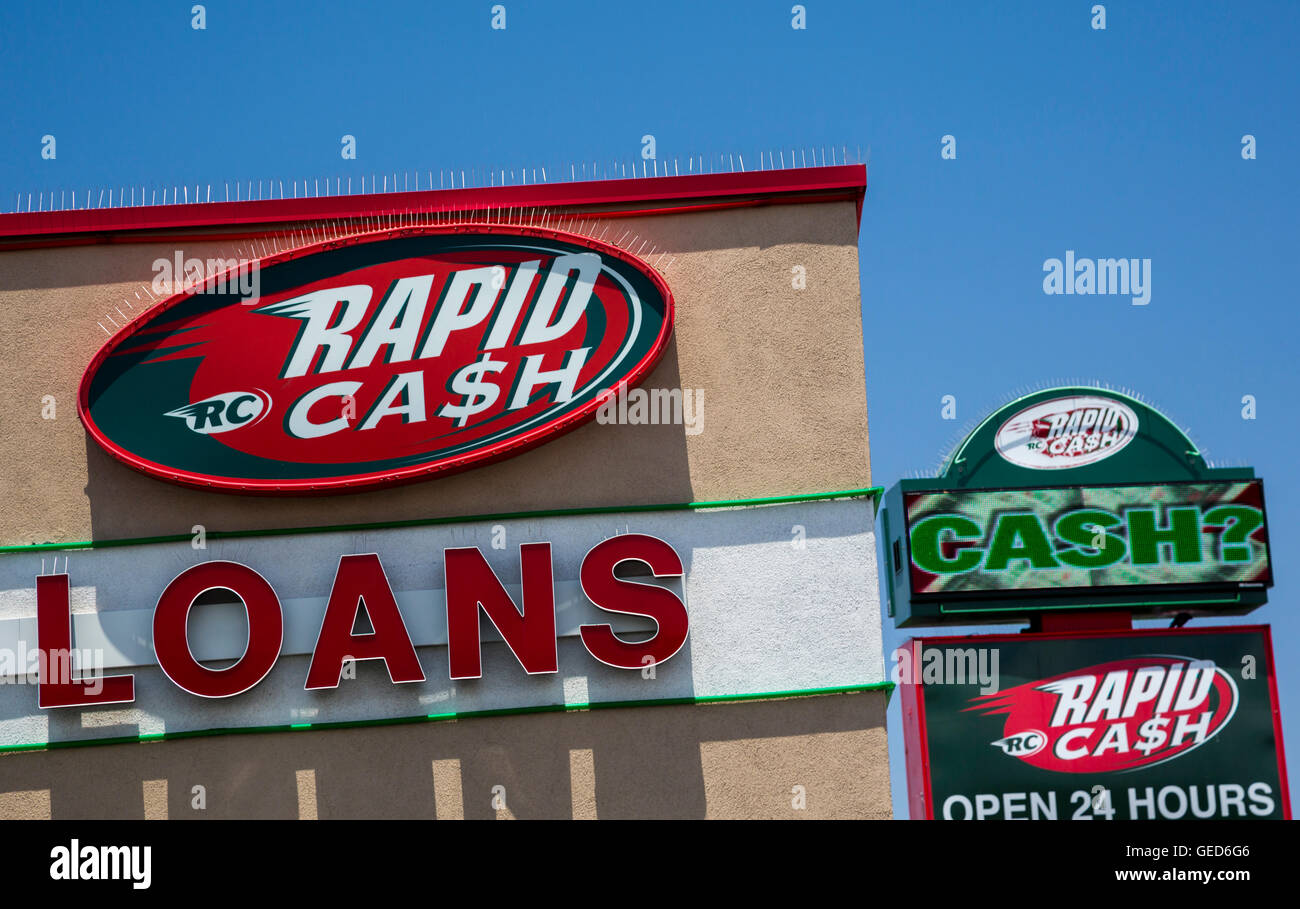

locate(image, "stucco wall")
[[0, 690, 890, 820], [0, 200, 870, 546]]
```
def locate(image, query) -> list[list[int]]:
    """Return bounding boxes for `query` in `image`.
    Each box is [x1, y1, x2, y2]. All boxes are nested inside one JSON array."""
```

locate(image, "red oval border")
[[77, 223, 676, 495]]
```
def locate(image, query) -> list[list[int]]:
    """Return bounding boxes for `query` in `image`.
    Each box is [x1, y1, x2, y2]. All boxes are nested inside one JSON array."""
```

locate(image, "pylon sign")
[[881, 388, 1271, 626]]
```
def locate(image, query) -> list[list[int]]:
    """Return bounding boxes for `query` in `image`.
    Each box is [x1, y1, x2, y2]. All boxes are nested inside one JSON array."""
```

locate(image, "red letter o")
[[154, 561, 283, 698]]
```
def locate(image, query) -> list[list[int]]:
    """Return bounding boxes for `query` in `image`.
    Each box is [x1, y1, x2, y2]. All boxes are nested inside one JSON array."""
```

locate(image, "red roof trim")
[[0, 165, 866, 246]]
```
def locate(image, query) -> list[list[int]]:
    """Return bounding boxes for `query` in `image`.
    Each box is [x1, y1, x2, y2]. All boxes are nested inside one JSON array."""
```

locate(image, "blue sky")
[[3, 1, 1297, 816]]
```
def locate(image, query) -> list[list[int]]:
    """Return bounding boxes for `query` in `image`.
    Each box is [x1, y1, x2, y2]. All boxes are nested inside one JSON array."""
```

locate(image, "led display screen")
[[904, 481, 1271, 598]]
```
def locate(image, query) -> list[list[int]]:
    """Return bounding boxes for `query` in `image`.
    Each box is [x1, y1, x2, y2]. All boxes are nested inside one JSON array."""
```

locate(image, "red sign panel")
[[78, 225, 674, 493]]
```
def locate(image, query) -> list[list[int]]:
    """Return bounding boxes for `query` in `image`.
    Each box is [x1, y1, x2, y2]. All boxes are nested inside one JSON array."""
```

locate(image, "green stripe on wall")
[[0, 486, 883, 555], [0, 681, 894, 754]]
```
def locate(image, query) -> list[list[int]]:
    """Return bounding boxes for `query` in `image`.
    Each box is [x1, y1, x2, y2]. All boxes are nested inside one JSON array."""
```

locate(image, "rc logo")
[[991, 730, 1046, 757], [165, 390, 270, 434]]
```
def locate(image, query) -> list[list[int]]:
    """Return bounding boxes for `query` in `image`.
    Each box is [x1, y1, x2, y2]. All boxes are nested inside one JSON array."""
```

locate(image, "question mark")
[[1202, 505, 1264, 563]]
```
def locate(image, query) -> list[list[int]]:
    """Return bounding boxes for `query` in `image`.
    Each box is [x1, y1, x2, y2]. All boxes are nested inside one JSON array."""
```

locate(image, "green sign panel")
[[901, 627, 1289, 819]]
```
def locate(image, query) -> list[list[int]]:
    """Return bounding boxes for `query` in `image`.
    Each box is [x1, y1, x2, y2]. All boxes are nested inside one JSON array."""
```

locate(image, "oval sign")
[[79, 225, 675, 493], [971, 656, 1238, 774], [994, 394, 1139, 470]]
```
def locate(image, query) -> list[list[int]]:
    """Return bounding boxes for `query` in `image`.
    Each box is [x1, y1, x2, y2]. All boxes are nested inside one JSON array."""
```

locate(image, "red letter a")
[[305, 554, 425, 689]]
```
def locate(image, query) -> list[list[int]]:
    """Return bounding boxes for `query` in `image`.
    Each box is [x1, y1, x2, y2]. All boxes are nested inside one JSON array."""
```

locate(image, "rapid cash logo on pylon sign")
[[993, 394, 1140, 470], [970, 656, 1238, 773], [78, 225, 674, 493]]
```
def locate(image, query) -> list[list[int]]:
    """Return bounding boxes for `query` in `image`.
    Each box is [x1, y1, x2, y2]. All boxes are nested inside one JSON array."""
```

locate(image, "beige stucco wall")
[[0, 690, 889, 819], [0, 200, 870, 546]]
